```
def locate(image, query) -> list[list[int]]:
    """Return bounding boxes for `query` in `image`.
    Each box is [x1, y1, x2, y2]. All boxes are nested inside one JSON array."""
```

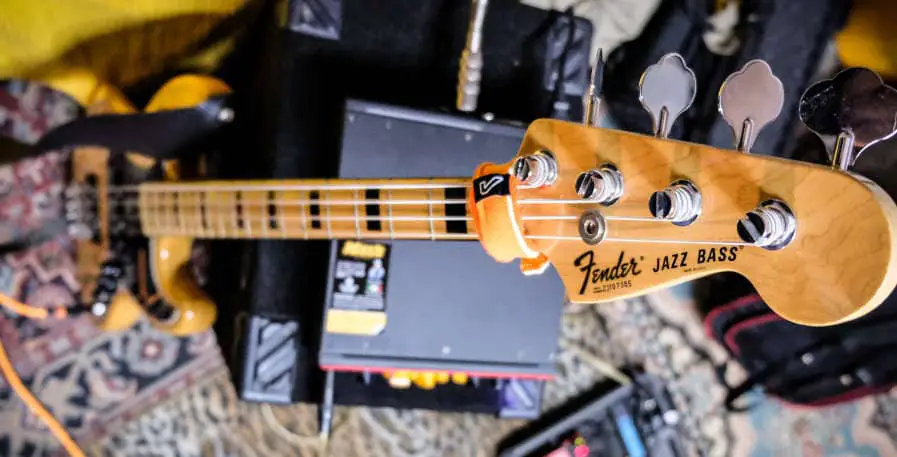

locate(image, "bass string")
[[525, 235, 752, 246], [115, 211, 750, 246], [106, 182, 470, 192], [107, 201, 661, 223]]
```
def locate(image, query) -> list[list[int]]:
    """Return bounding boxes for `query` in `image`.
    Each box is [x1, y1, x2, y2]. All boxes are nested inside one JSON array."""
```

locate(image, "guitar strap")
[[35, 95, 232, 159], [0, 94, 232, 165]]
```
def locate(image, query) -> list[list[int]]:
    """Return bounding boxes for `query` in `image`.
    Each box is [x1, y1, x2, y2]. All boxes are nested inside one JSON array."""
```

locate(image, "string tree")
[[638, 53, 697, 138], [718, 60, 784, 153], [799, 67, 897, 171]]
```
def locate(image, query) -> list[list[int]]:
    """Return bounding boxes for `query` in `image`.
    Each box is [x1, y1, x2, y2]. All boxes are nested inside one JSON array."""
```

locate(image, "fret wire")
[[324, 189, 333, 239], [217, 192, 226, 237], [234, 192, 240, 236], [260, 191, 268, 238], [160, 191, 168, 233], [427, 186, 435, 241], [280, 191, 289, 239], [298, 190, 306, 240], [154, 191, 162, 233], [353, 189, 361, 239], [196, 191, 203, 237], [244, 192, 253, 238], [387, 189, 395, 240]]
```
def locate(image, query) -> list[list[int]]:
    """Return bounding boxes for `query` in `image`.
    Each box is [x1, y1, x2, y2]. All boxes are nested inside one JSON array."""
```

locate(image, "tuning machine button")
[[799, 67, 897, 170], [718, 60, 784, 152], [649, 180, 701, 226], [575, 165, 623, 205], [512, 150, 558, 187], [737, 200, 796, 250], [639, 53, 697, 138]]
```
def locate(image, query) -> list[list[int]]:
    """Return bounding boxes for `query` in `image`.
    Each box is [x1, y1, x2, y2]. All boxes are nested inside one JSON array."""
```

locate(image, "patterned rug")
[[3, 81, 897, 457]]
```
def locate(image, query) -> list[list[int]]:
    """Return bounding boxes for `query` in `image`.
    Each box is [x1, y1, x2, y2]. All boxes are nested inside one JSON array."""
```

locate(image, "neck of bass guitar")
[[134, 178, 476, 241]]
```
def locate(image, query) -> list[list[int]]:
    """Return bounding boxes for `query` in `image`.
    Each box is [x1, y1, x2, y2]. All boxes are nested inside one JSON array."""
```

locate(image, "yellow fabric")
[[0, 0, 248, 89], [837, 0, 897, 81]]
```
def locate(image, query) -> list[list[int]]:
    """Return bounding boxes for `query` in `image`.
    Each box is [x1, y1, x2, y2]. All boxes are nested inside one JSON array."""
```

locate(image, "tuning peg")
[[718, 60, 784, 152], [638, 53, 696, 138], [582, 48, 605, 127], [798, 67, 897, 170]]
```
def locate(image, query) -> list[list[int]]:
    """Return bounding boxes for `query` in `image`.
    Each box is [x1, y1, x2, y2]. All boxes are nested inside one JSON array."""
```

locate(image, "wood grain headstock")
[[472, 119, 897, 327]]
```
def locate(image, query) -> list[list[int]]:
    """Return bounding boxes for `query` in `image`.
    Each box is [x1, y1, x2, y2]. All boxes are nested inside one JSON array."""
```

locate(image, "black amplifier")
[[316, 100, 566, 416]]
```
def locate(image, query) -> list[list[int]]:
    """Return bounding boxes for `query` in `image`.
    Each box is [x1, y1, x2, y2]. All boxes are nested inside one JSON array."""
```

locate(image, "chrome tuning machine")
[[638, 53, 697, 138], [737, 200, 796, 250], [718, 60, 784, 153], [575, 165, 623, 205], [799, 67, 897, 170], [512, 150, 558, 188], [649, 180, 702, 226]]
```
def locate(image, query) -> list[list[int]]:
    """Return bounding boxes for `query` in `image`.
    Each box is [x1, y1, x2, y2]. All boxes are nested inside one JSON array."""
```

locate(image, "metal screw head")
[[801, 352, 815, 365], [649, 191, 672, 219]]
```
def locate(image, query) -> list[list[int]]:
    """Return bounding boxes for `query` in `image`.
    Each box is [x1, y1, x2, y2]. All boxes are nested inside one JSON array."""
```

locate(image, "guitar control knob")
[[512, 150, 558, 187], [575, 165, 624, 205], [649, 180, 701, 226], [737, 200, 796, 250]]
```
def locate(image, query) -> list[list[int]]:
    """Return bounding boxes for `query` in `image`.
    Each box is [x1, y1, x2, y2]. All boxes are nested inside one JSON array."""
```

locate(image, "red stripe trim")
[[723, 313, 781, 356], [319, 364, 554, 381], [703, 293, 764, 340]]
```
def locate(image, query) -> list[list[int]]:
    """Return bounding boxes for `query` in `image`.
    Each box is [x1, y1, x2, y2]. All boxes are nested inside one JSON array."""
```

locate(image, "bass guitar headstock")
[[470, 53, 897, 327]]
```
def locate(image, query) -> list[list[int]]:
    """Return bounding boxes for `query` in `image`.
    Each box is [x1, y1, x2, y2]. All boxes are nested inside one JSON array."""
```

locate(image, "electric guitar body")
[[64, 74, 229, 336]]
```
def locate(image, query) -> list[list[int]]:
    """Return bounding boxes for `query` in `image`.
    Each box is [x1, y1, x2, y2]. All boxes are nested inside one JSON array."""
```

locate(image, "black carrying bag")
[[699, 274, 897, 411]]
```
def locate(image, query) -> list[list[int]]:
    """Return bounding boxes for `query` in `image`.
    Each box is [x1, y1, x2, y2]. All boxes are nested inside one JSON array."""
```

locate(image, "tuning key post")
[[575, 165, 624, 205], [649, 180, 702, 226], [831, 131, 856, 171], [737, 200, 796, 250], [512, 150, 558, 188]]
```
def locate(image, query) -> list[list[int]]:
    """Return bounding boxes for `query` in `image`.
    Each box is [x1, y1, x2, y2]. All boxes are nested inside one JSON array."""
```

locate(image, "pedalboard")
[[498, 374, 686, 457]]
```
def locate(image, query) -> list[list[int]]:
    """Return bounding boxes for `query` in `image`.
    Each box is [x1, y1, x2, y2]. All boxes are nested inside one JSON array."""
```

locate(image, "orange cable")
[[0, 293, 49, 319], [0, 292, 86, 457]]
